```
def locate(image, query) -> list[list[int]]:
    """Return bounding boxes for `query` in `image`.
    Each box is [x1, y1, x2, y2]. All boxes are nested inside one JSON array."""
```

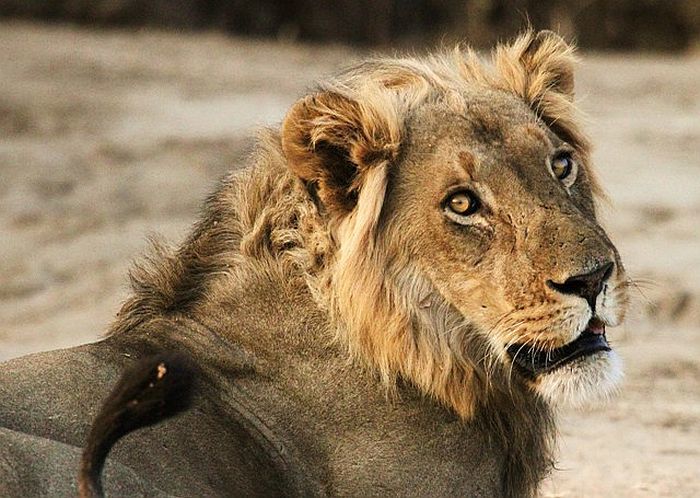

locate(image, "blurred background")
[[0, 1, 698, 496], [1, 0, 699, 50]]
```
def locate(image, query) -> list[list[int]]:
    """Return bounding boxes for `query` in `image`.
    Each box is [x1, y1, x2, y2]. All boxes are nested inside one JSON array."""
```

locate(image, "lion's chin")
[[532, 350, 623, 408]]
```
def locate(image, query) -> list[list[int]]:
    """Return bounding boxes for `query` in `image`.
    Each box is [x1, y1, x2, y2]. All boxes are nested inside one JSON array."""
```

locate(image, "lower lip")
[[507, 329, 611, 376]]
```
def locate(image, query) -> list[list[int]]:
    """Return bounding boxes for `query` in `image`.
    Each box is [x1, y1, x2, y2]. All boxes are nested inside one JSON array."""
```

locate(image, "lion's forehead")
[[403, 97, 553, 168]]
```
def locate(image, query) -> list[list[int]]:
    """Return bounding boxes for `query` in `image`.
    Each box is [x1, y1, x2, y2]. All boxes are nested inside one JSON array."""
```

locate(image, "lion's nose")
[[547, 261, 614, 311]]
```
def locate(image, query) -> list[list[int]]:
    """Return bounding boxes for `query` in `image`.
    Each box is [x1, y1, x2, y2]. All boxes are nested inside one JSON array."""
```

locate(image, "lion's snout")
[[546, 260, 614, 311]]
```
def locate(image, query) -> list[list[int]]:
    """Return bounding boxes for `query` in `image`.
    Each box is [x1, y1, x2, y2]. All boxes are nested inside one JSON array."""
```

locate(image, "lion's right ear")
[[281, 90, 400, 216]]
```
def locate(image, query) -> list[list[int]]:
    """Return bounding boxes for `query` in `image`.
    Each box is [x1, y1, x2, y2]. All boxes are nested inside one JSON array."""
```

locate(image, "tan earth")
[[1, 22, 698, 496]]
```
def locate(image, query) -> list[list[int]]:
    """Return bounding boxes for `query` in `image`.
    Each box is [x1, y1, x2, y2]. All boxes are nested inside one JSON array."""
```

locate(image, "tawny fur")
[[98, 30, 629, 497]]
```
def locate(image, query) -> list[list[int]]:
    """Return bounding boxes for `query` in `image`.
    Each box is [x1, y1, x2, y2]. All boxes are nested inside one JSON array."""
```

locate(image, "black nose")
[[547, 261, 614, 311]]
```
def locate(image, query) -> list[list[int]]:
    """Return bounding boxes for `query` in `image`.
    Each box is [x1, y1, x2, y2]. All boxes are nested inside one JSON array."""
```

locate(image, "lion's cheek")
[[424, 266, 511, 329]]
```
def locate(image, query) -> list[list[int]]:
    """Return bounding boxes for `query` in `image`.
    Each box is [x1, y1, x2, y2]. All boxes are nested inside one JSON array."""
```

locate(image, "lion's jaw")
[[535, 349, 623, 408], [498, 274, 629, 409]]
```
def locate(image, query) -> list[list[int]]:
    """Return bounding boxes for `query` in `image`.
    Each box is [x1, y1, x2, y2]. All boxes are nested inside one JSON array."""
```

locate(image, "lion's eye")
[[447, 191, 479, 216], [551, 153, 574, 181]]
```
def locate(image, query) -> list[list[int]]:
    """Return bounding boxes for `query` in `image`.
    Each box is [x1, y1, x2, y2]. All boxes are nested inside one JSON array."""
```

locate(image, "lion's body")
[[0, 31, 628, 497], [0, 156, 546, 496]]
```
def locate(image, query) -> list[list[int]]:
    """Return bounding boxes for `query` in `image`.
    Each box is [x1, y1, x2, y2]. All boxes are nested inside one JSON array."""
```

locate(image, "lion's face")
[[283, 30, 629, 417], [384, 90, 628, 406]]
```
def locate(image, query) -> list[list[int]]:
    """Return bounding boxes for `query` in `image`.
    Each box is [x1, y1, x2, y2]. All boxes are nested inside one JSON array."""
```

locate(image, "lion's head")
[[281, 30, 629, 419]]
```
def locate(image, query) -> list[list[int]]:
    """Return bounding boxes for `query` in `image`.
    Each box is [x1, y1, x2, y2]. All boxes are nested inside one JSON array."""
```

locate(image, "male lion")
[[0, 30, 628, 497]]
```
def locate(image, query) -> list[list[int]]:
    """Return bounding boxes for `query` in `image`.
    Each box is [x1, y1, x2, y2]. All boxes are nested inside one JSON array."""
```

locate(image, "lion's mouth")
[[507, 318, 611, 377]]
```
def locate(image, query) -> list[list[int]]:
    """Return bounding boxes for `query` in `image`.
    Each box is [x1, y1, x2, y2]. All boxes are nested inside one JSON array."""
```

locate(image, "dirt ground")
[[1, 22, 698, 496]]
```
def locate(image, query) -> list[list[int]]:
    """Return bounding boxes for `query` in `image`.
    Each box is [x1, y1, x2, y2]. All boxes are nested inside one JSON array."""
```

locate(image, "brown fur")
[[101, 30, 628, 496]]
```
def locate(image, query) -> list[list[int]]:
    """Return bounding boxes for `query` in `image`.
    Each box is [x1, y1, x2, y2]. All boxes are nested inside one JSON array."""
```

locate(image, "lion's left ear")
[[495, 30, 587, 148], [281, 90, 400, 217], [502, 30, 575, 100]]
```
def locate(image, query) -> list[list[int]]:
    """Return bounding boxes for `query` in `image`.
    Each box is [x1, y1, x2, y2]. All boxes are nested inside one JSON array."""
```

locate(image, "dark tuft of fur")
[[477, 389, 556, 497], [78, 353, 195, 498], [107, 174, 247, 338]]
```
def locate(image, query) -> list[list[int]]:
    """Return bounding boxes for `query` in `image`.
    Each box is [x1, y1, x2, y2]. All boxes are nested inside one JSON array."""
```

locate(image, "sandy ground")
[[0, 22, 698, 496]]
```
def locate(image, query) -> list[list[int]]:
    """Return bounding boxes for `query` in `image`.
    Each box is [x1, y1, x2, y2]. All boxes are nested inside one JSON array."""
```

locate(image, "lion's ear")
[[521, 30, 575, 98], [495, 30, 587, 148], [281, 90, 400, 215], [496, 30, 576, 102]]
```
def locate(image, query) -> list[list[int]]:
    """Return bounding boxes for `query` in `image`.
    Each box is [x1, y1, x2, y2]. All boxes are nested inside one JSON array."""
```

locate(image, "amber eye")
[[447, 191, 479, 216], [551, 153, 575, 181]]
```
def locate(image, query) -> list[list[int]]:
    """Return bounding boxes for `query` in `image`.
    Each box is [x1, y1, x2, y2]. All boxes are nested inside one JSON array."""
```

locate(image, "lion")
[[0, 30, 628, 497]]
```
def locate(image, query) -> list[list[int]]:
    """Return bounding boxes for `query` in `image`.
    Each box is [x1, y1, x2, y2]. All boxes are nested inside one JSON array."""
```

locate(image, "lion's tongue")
[[587, 317, 606, 335]]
